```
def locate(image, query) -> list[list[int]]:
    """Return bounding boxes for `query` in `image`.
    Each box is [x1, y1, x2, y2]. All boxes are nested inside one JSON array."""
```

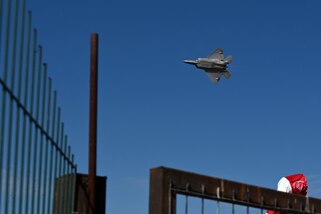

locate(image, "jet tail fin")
[[225, 56, 233, 64]]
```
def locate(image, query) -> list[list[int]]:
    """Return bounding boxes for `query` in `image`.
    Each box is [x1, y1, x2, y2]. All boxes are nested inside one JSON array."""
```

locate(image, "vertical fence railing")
[[0, 0, 77, 213]]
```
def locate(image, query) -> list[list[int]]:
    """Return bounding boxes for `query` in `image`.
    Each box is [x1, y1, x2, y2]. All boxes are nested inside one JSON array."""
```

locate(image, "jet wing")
[[206, 72, 221, 83], [222, 70, 231, 79], [208, 48, 224, 60], [205, 70, 231, 83]]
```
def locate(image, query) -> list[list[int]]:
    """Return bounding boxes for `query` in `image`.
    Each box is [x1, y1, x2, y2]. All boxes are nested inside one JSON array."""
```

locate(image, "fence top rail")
[[149, 166, 321, 214]]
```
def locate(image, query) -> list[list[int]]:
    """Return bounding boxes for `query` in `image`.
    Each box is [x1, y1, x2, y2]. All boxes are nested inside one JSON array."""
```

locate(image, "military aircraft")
[[184, 48, 233, 83]]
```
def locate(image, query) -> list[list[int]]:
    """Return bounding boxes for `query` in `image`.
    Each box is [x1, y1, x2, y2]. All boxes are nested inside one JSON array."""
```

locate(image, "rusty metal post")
[[88, 33, 99, 214], [149, 167, 177, 214]]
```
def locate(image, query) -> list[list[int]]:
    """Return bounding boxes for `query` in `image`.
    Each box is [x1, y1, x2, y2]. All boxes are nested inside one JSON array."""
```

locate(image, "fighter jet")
[[184, 48, 233, 83]]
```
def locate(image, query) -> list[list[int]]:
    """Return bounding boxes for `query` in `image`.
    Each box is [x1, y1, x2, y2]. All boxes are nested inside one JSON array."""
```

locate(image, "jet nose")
[[184, 60, 197, 65]]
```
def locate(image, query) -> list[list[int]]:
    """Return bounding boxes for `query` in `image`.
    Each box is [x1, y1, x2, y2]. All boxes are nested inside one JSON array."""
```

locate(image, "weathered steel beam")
[[149, 167, 321, 214]]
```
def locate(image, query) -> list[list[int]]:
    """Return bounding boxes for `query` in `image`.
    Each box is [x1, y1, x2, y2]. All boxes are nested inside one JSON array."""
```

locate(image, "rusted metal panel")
[[309, 198, 321, 213], [54, 173, 107, 214], [149, 166, 321, 214]]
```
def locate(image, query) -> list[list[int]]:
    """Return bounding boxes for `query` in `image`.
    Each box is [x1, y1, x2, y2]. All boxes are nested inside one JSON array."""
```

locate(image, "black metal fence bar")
[[0, 0, 10, 207], [0, 0, 12, 212], [11, 0, 26, 212], [43, 75, 51, 214], [17, 10, 31, 214], [0, 0, 77, 213], [149, 167, 321, 214], [48, 90, 57, 214]]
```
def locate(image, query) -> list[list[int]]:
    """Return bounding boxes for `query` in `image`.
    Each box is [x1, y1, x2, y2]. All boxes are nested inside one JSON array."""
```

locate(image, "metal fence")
[[149, 167, 321, 214], [0, 0, 77, 213]]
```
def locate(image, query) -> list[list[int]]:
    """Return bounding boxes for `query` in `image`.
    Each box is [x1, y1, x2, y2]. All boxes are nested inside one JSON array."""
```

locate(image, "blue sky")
[[27, 0, 321, 213]]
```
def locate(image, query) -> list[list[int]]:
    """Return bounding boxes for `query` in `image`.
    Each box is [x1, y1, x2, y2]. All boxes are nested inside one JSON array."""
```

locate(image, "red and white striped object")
[[266, 174, 308, 214]]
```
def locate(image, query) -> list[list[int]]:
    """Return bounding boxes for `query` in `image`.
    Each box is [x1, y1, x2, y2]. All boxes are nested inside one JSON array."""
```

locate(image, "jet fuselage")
[[184, 59, 227, 71]]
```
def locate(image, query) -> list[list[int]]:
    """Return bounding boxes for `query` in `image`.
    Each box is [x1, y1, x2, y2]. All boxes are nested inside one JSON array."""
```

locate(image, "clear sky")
[[27, 0, 321, 213]]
